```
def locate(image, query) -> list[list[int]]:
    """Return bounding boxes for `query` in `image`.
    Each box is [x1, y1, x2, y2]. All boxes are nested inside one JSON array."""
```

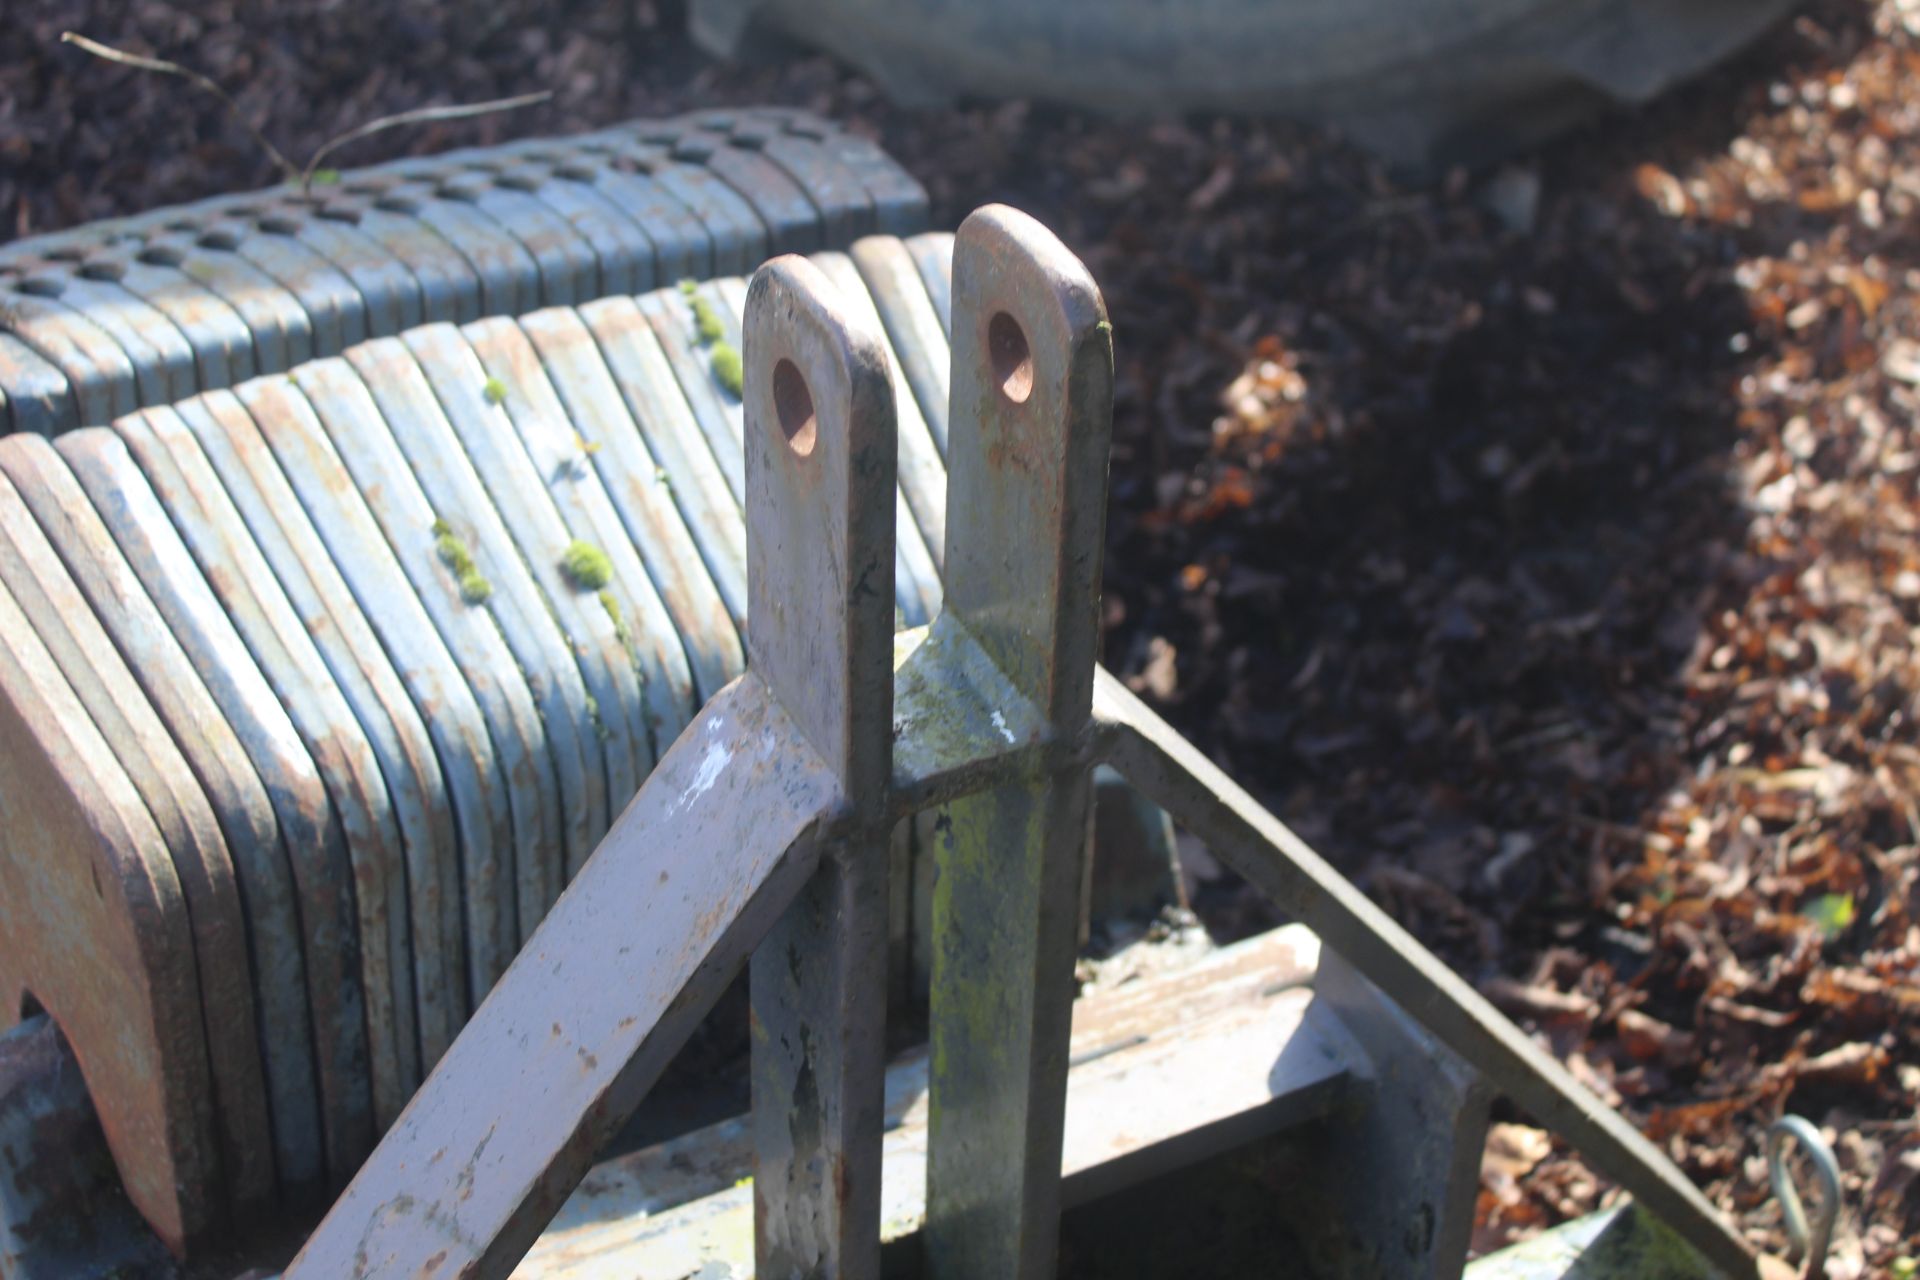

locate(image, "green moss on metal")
[[483, 374, 509, 406], [432, 517, 491, 605], [560, 539, 613, 590], [710, 342, 743, 399], [599, 588, 634, 649]]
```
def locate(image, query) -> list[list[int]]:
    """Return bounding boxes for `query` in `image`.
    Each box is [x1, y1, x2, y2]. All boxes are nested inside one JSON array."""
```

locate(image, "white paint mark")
[[671, 738, 733, 814], [991, 709, 1016, 745]]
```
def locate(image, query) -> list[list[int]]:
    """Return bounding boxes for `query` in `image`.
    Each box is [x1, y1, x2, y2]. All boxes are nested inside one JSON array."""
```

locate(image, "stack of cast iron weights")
[[0, 106, 960, 1261]]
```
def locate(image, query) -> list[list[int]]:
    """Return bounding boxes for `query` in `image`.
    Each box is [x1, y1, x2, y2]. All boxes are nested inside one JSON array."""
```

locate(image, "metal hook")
[[1767, 1115, 1840, 1278]]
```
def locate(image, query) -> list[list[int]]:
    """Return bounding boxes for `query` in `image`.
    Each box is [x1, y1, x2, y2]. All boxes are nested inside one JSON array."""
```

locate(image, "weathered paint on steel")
[[468, 314, 699, 744], [107, 406, 412, 1153], [297, 356, 539, 999], [1089, 669, 1759, 1277], [552, 158, 706, 283], [577, 296, 750, 627], [236, 371, 505, 1037], [187, 385, 461, 1076], [346, 336, 590, 934], [518, 306, 743, 703], [135, 233, 315, 375], [282, 675, 839, 1280], [610, 140, 767, 277], [0, 466, 276, 1215], [371, 186, 536, 318], [53, 427, 371, 1196], [193, 217, 371, 355], [406, 323, 645, 860], [635, 287, 748, 502], [926, 205, 1114, 1280], [718, 122, 875, 245], [488, 166, 651, 298], [437, 179, 598, 307], [16, 272, 196, 407], [312, 201, 475, 325], [0, 576, 218, 1255], [743, 254, 897, 1280], [906, 232, 955, 340], [810, 251, 947, 565], [0, 434, 326, 1198], [256, 203, 430, 337], [76, 412, 384, 1182], [851, 234, 952, 453], [1, 288, 138, 425], [0, 335, 71, 435], [677, 133, 821, 255], [97, 255, 259, 393], [711, 275, 942, 626]]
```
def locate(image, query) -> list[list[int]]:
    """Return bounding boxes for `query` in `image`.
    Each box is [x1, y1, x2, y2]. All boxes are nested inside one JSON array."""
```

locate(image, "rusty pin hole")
[[989, 311, 1033, 405], [773, 358, 817, 458]]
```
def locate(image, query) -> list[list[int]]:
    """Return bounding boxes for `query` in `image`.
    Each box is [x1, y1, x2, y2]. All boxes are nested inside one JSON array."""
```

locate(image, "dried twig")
[[61, 32, 300, 182], [61, 32, 551, 197], [299, 92, 552, 191]]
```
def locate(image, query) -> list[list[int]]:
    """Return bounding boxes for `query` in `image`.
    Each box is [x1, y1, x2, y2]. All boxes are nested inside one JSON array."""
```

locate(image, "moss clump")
[[432, 518, 492, 605], [709, 342, 743, 398], [690, 296, 726, 345], [678, 278, 699, 298], [482, 375, 508, 406], [560, 539, 613, 590]]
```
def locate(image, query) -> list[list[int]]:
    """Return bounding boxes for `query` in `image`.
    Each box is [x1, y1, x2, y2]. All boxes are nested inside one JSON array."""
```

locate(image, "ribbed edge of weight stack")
[[0, 109, 928, 436], [0, 234, 955, 1230]]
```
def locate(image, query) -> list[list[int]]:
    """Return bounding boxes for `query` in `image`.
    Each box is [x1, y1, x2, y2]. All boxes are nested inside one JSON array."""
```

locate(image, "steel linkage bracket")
[[282, 206, 1756, 1280]]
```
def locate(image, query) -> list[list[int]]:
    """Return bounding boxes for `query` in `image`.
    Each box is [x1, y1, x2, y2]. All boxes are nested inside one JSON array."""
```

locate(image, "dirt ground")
[[3, 0, 1918, 1271]]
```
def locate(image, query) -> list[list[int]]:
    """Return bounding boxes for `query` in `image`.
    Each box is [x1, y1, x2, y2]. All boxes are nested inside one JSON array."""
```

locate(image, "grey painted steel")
[[185, 387, 462, 1074], [15, 273, 195, 407], [744, 255, 896, 1280], [250, 205, 428, 338], [596, 137, 768, 276], [346, 337, 589, 932], [297, 356, 540, 998], [0, 435, 326, 1199], [72, 416, 385, 1174], [0, 572, 219, 1254], [433, 177, 598, 307], [88, 255, 259, 392], [519, 306, 743, 702], [309, 200, 473, 325], [403, 323, 645, 864], [0, 467, 277, 1216], [133, 233, 316, 374], [282, 677, 838, 1280], [0, 335, 71, 435], [673, 133, 821, 255], [192, 217, 370, 355], [906, 232, 955, 340], [53, 428, 370, 1196], [124, 402, 425, 1117], [811, 250, 947, 562], [852, 234, 952, 452], [924, 205, 1114, 1280], [708, 118, 875, 246], [369, 185, 537, 319], [577, 295, 750, 627], [1, 288, 138, 425], [1312, 951, 1493, 1278], [486, 164, 653, 298], [465, 314, 699, 745], [1089, 670, 1758, 1276], [635, 288, 748, 501], [710, 274, 943, 626], [0, 109, 930, 433]]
